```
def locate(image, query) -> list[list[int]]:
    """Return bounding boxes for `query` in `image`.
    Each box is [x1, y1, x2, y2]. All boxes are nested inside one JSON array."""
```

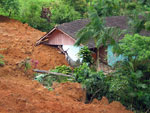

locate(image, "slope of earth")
[[0, 15, 68, 77], [0, 76, 133, 113], [0, 16, 133, 113]]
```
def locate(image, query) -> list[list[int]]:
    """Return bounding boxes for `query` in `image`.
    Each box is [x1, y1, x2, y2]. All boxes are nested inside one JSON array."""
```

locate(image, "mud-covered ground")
[[0, 16, 133, 113]]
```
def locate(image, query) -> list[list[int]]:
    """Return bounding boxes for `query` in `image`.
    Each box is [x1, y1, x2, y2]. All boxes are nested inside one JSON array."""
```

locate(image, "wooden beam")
[[33, 69, 72, 77]]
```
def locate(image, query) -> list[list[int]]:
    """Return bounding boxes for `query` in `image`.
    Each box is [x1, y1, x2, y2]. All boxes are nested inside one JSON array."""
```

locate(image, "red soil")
[[0, 76, 133, 113], [0, 15, 68, 77], [0, 16, 133, 113]]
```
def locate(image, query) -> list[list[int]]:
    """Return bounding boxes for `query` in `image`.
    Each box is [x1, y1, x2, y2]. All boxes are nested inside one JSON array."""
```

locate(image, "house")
[[36, 16, 150, 67]]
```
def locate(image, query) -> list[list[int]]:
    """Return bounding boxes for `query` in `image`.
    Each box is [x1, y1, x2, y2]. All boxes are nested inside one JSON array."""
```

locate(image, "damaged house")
[[36, 16, 150, 70]]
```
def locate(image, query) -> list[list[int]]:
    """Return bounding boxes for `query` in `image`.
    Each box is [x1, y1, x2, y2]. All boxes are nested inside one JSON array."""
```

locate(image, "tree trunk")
[[9, 11, 11, 17], [96, 47, 100, 71]]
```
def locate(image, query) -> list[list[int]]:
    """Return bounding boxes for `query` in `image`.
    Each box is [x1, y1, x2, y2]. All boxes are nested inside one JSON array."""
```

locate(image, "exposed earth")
[[0, 16, 133, 113]]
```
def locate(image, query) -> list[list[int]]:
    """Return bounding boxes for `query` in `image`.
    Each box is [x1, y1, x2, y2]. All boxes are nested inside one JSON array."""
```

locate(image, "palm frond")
[[75, 29, 94, 46]]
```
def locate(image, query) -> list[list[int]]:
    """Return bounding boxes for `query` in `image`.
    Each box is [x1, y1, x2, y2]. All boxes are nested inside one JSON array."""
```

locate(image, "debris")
[[33, 69, 72, 77]]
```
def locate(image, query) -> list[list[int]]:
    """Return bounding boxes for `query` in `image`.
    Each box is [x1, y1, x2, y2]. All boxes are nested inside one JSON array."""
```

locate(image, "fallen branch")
[[33, 69, 72, 77]]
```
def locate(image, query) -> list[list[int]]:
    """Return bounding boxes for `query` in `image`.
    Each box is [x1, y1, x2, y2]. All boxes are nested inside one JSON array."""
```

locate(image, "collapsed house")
[[36, 16, 150, 70]]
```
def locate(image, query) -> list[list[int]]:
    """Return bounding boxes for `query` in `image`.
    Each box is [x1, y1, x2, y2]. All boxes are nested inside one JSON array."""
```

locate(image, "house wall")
[[90, 47, 107, 63], [47, 29, 75, 45], [107, 45, 125, 66]]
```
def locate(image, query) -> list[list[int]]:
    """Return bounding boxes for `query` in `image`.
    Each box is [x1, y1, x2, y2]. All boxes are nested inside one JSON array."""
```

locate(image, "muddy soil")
[[0, 15, 68, 78], [0, 76, 133, 113], [0, 16, 133, 113]]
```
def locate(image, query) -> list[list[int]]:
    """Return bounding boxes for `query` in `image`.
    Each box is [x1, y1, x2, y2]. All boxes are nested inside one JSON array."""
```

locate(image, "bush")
[[144, 21, 150, 31], [74, 63, 109, 102], [111, 34, 150, 111], [109, 63, 150, 111], [126, 2, 137, 10], [73, 63, 91, 83], [0, 54, 5, 66], [78, 46, 93, 65], [84, 71, 108, 102]]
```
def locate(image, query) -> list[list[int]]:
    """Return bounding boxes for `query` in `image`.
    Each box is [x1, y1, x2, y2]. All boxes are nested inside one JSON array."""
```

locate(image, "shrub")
[[109, 63, 150, 111], [78, 46, 93, 65], [73, 63, 91, 83], [126, 2, 137, 10], [84, 71, 108, 102], [0, 54, 5, 66], [111, 34, 150, 111], [144, 21, 150, 31], [74, 63, 109, 102]]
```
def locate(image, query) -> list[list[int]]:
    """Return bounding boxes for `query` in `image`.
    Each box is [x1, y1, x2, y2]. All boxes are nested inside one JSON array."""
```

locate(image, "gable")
[[46, 29, 76, 45]]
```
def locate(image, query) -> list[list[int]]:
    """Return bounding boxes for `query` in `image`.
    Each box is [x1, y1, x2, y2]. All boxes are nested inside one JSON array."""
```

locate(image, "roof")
[[36, 16, 150, 47], [56, 19, 90, 39]]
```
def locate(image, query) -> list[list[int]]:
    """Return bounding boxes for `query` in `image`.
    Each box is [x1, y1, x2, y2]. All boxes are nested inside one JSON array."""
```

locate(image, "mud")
[[0, 16, 133, 113], [0, 15, 68, 78]]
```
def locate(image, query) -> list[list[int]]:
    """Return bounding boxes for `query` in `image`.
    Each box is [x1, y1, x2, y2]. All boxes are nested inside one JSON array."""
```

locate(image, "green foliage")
[[92, 0, 122, 17], [51, 65, 72, 75], [0, 0, 20, 16], [73, 63, 109, 102], [50, 0, 81, 24], [0, 54, 5, 66], [18, 1, 53, 32], [128, 12, 146, 34], [115, 34, 150, 72], [75, 7, 123, 48], [0, 0, 82, 32], [73, 63, 91, 83], [24, 58, 31, 72], [78, 46, 93, 65], [126, 2, 137, 10], [144, 21, 150, 31], [75, 8, 123, 70], [109, 62, 150, 111], [35, 73, 56, 90], [63, 0, 88, 15], [111, 34, 150, 111], [35, 65, 73, 90], [84, 71, 108, 102]]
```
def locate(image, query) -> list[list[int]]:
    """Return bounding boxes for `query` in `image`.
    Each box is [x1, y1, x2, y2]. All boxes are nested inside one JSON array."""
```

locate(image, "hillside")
[[0, 15, 68, 77], [0, 16, 133, 113]]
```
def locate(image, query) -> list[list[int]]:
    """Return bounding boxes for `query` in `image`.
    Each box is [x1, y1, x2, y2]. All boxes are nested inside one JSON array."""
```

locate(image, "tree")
[[114, 34, 150, 73], [75, 8, 122, 71], [0, 0, 19, 16], [111, 34, 150, 111], [91, 0, 122, 16], [50, 0, 81, 24], [63, 0, 88, 16]]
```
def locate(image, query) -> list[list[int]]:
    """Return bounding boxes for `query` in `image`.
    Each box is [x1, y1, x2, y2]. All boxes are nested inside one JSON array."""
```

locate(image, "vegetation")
[[35, 65, 73, 90], [110, 34, 150, 111], [75, 8, 123, 70], [0, 0, 19, 16], [0, 54, 5, 67], [73, 63, 91, 83], [78, 46, 93, 65], [1, 0, 150, 112]]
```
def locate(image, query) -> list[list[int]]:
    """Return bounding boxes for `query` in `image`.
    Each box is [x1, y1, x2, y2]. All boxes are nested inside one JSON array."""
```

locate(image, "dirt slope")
[[0, 15, 68, 77], [0, 76, 133, 113], [0, 16, 133, 113]]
